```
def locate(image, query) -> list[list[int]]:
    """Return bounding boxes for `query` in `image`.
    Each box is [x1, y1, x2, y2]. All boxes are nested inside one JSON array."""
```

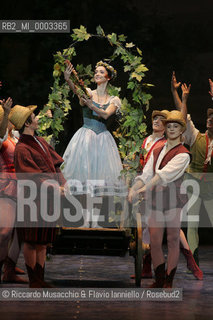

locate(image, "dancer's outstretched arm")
[[181, 83, 191, 121], [208, 78, 213, 98], [64, 63, 78, 94], [81, 95, 117, 120], [171, 71, 182, 110]]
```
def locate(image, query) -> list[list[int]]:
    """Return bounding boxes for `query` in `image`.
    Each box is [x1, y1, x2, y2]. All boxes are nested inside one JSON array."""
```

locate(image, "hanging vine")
[[38, 25, 153, 180]]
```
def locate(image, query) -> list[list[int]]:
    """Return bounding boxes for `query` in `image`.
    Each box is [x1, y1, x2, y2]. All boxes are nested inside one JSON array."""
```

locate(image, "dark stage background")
[[0, 0, 213, 243]]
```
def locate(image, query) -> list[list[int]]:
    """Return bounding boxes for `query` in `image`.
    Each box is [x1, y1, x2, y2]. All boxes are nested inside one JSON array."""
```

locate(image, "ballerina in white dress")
[[63, 61, 126, 202]]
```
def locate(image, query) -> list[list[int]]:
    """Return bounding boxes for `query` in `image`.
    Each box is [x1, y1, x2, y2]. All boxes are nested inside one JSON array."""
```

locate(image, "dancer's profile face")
[[152, 115, 165, 133], [94, 66, 109, 84], [166, 122, 183, 140], [29, 113, 39, 130], [206, 114, 213, 130]]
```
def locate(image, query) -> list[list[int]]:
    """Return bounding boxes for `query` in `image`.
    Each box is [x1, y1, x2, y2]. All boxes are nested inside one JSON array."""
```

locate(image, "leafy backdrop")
[[38, 26, 152, 180]]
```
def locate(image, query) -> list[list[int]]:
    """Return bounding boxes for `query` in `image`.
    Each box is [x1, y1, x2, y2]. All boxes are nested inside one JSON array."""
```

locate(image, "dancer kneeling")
[[128, 110, 191, 288]]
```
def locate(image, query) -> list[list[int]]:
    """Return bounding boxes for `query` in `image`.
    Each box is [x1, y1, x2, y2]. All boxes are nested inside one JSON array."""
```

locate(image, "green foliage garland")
[[38, 25, 153, 180]]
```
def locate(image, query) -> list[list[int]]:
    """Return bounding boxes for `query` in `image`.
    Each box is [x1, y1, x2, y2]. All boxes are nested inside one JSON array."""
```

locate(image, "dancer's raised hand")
[[171, 71, 181, 92], [2, 97, 13, 113], [209, 78, 213, 98], [181, 83, 191, 102], [64, 61, 74, 81]]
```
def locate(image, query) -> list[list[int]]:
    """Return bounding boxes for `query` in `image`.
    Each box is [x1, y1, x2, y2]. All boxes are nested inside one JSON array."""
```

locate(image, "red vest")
[[150, 144, 191, 210], [140, 137, 166, 168], [153, 143, 191, 172]]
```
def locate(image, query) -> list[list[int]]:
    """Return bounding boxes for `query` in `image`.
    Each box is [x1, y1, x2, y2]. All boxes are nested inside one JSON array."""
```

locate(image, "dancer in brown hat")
[[130, 109, 202, 281], [129, 111, 191, 288], [9, 105, 66, 288]]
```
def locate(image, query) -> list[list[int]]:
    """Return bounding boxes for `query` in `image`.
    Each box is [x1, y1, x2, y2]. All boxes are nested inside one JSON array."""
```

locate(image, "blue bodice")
[[82, 101, 109, 134]]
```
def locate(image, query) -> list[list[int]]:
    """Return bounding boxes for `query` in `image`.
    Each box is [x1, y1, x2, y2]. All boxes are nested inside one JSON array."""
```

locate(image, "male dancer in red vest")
[[129, 110, 191, 287], [136, 110, 168, 278], [131, 108, 202, 280]]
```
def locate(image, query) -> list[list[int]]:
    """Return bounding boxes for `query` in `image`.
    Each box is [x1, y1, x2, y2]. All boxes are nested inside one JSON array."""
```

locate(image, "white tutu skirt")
[[62, 127, 127, 196]]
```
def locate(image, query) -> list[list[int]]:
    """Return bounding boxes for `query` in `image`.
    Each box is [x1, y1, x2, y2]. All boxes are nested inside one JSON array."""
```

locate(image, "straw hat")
[[0, 105, 4, 123], [207, 108, 213, 118], [152, 109, 170, 120], [162, 110, 186, 130], [9, 105, 37, 130]]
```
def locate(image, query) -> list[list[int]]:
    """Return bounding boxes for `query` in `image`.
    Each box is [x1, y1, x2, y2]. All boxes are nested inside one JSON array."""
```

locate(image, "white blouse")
[[144, 134, 165, 151], [87, 88, 121, 112], [136, 143, 190, 186]]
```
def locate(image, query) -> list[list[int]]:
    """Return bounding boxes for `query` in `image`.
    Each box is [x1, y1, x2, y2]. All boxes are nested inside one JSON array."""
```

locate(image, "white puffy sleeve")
[[0, 129, 8, 144], [183, 114, 199, 146], [86, 87, 93, 98], [110, 96, 121, 113]]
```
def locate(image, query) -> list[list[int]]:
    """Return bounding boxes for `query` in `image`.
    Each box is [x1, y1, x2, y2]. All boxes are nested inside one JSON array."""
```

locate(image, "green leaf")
[[107, 85, 121, 96], [131, 72, 142, 82], [118, 34, 127, 42], [124, 65, 132, 72], [126, 42, 135, 48], [53, 70, 60, 78], [84, 64, 94, 77], [76, 64, 84, 73], [136, 47, 142, 56], [114, 46, 126, 56], [141, 93, 152, 104], [127, 81, 136, 90], [144, 83, 154, 87], [96, 25, 105, 36], [138, 123, 147, 133], [135, 64, 148, 73], [128, 56, 142, 66], [72, 25, 91, 41], [107, 33, 117, 45]]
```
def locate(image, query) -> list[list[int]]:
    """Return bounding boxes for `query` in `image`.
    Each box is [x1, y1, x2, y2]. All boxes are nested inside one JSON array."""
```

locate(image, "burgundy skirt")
[[18, 227, 58, 244]]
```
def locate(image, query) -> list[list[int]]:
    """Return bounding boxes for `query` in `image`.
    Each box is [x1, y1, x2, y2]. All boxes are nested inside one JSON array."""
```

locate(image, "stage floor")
[[0, 245, 213, 320]]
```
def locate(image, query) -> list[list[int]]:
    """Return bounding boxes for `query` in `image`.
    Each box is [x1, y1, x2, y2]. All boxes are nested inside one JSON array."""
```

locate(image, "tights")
[[0, 198, 16, 262], [148, 208, 182, 274]]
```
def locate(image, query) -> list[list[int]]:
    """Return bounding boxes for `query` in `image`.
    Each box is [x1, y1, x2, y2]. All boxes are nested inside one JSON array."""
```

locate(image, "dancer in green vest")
[[171, 71, 213, 266]]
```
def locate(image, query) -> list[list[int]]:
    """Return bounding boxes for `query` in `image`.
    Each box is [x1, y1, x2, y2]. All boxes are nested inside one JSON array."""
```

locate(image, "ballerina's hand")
[[128, 188, 138, 203], [64, 63, 74, 81], [81, 95, 94, 109]]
